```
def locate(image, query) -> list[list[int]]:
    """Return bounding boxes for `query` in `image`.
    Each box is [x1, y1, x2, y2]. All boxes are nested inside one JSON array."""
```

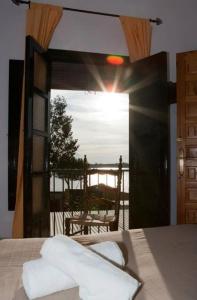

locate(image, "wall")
[[1, 0, 197, 236]]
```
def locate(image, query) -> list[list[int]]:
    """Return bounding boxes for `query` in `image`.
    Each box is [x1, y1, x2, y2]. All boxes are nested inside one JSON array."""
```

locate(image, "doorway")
[[9, 38, 170, 237], [50, 89, 129, 235]]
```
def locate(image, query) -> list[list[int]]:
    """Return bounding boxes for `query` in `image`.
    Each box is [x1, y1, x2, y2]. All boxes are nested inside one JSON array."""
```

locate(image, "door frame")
[[9, 48, 175, 232]]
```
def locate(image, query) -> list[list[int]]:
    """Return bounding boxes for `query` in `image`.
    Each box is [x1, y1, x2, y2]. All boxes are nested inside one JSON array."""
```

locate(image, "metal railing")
[[50, 168, 129, 236]]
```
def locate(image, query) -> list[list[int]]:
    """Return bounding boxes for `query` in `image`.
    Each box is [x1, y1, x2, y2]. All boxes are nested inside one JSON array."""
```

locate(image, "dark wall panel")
[[8, 60, 24, 210]]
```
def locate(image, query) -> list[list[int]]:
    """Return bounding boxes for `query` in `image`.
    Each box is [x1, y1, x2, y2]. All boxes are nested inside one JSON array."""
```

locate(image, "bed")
[[0, 224, 197, 300]]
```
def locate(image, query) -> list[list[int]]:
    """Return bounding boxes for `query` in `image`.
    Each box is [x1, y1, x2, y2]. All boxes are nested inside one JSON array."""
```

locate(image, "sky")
[[51, 90, 129, 164]]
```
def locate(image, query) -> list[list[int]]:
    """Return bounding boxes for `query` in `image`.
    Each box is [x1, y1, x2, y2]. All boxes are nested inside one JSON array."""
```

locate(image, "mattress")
[[0, 225, 197, 300]]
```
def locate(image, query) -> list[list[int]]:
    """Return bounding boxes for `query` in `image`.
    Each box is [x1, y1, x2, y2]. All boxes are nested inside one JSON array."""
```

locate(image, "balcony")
[[50, 168, 129, 236]]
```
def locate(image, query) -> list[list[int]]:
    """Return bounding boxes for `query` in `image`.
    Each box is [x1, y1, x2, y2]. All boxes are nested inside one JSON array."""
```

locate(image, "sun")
[[95, 92, 128, 121]]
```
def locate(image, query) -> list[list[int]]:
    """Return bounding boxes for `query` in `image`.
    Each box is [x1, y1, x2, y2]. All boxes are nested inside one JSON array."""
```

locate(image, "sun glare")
[[95, 92, 128, 121], [106, 55, 124, 65]]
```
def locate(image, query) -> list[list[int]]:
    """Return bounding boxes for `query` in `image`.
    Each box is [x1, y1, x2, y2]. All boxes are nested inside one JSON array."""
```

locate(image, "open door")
[[24, 36, 50, 237], [129, 52, 169, 229]]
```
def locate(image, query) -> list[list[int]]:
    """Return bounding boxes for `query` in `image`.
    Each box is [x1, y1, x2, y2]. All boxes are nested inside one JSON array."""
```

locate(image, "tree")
[[50, 95, 84, 174]]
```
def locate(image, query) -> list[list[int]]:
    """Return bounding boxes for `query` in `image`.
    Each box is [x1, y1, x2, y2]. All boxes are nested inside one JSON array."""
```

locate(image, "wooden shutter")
[[129, 52, 169, 229], [177, 51, 197, 224], [24, 36, 50, 237]]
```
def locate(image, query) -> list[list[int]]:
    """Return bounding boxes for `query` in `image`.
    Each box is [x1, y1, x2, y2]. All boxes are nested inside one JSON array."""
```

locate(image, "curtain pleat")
[[26, 2, 63, 49], [120, 16, 152, 62], [12, 2, 62, 238]]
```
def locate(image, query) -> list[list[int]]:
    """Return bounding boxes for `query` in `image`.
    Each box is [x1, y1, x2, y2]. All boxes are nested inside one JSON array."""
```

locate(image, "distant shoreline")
[[89, 163, 129, 168]]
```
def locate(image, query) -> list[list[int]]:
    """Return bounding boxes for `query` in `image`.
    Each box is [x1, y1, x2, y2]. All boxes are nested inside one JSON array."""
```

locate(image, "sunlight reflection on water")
[[50, 168, 129, 193]]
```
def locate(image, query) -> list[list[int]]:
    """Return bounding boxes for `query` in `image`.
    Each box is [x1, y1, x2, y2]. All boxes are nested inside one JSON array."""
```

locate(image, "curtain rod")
[[11, 0, 162, 25]]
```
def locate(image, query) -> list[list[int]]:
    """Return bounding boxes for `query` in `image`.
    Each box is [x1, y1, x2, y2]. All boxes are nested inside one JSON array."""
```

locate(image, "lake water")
[[50, 168, 129, 193]]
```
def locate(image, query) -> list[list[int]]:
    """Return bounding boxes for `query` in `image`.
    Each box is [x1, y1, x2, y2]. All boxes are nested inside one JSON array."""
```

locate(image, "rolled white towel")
[[23, 240, 125, 299], [41, 235, 140, 300], [88, 241, 125, 268], [22, 258, 76, 300]]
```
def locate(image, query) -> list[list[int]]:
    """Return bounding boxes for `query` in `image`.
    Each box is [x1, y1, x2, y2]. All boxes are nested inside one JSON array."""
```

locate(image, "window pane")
[[34, 52, 47, 92], [33, 94, 45, 131], [32, 176, 43, 214], [32, 135, 45, 172]]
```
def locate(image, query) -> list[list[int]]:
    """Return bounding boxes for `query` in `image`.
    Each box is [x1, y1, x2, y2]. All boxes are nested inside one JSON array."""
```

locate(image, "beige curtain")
[[120, 16, 152, 62], [12, 2, 62, 238]]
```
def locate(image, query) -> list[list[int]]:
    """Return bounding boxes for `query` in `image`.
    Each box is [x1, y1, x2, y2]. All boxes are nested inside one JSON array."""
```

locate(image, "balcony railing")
[[50, 168, 129, 236]]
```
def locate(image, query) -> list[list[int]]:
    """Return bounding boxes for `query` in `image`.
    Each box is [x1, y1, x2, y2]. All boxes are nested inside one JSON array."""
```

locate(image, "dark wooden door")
[[24, 36, 50, 237], [177, 51, 197, 224], [129, 52, 169, 229]]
